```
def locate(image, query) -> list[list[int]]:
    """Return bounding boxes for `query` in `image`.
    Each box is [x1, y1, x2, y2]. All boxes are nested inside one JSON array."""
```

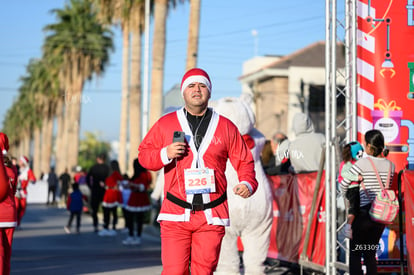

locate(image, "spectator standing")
[[10, 157, 19, 176], [122, 158, 152, 245], [99, 160, 123, 237], [74, 167, 89, 211], [288, 112, 325, 173], [15, 155, 36, 228], [264, 132, 291, 175], [64, 183, 83, 234], [59, 168, 71, 205], [137, 68, 258, 274], [119, 174, 131, 233], [47, 167, 59, 205], [87, 154, 110, 233], [338, 141, 364, 239], [0, 132, 18, 275], [260, 140, 274, 170], [342, 129, 395, 274]]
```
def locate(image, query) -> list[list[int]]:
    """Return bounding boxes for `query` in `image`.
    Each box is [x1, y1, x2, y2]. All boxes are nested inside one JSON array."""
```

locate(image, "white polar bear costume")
[[214, 97, 273, 275]]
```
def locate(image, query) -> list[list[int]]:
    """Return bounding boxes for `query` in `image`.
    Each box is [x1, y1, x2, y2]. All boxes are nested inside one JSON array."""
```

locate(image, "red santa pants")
[[160, 211, 225, 275], [15, 197, 27, 226], [0, 227, 15, 275]]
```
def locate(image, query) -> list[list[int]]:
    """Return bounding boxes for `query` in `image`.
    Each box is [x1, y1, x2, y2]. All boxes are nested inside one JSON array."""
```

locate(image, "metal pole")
[[142, 0, 150, 138], [325, 0, 332, 273], [330, 1, 339, 274], [351, 0, 358, 141]]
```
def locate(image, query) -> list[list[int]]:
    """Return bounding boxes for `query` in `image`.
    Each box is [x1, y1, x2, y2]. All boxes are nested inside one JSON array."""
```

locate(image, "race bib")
[[184, 168, 215, 194]]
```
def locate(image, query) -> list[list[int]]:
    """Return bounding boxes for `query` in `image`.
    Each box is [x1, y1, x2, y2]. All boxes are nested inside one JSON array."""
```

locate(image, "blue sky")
[[0, 0, 333, 141]]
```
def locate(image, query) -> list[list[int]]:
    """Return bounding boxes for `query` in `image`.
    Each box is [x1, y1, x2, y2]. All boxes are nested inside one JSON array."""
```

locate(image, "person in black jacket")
[[47, 167, 59, 205], [59, 168, 71, 205], [87, 153, 110, 232]]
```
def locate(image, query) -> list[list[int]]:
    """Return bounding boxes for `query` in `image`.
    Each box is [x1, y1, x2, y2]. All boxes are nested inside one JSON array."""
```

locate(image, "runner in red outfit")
[[138, 68, 258, 274], [0, 133, 18, 275], [99, 160, 123, 236], [15, 155, 36, 228]]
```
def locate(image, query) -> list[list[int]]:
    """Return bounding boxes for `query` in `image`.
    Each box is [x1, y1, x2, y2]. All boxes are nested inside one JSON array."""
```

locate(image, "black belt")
[[166, 192, 227, 213]]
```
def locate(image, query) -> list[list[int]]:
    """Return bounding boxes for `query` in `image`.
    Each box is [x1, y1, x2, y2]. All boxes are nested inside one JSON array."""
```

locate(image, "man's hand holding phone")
[[167, 131, 187, 159]]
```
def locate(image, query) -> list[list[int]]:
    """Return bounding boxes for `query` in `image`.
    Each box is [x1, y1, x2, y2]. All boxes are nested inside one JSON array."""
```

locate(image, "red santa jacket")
[[138, 108, 258, 226], [102, 171, 123, 208], [0, 165, 18, 227], [17, 167, 36, 199], [125, 171, 152, 212]]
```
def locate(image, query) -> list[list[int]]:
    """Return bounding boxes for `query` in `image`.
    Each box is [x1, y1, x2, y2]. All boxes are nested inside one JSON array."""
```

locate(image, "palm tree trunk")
[[41, 114, 54, 174], [67, 80, 83, 174], [118, 26, 130, 174], [128, 28, 143, 175], [61, 96, 72, 174], [149, 0, 168, 128], [33, 127, 42, 177], [186, 0, 201, 71], [55, 99, 66, 175]]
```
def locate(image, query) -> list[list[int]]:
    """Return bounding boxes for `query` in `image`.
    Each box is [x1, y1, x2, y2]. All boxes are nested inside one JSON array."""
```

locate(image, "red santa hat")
[[180, 68, 212, 96], [0, 132, 9, 155], [20, 155, 29, 165]]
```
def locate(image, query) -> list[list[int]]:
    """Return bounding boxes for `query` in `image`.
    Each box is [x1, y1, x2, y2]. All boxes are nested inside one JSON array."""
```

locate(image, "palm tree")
[[90, 0, 133, 174], [185, 0, 201, 70], [43, 0, 113, 173], [18, 60, 45, 176], [127, 1, 145, 175], [149, 0, 168, 128]]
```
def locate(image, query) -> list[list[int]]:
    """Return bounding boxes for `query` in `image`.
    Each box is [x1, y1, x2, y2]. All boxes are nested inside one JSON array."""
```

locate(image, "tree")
[[90, 0, 133, 174], [185, 0, 201, 70], [127, 1, 145, 175], [43, 0, 113, 173], [78, 131, 111, 171]]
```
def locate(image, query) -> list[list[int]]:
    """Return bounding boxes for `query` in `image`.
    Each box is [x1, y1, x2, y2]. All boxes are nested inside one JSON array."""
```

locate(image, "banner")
[[267, 172, 325, 266], [357, 0, 414, 172], [401, 170, 414, 274]]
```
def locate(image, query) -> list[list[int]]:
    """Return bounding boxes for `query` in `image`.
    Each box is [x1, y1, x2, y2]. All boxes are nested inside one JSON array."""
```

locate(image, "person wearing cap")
[[138, 68, 258, 274], [0, 132, 18, 275], [15, 155, 36, 228]]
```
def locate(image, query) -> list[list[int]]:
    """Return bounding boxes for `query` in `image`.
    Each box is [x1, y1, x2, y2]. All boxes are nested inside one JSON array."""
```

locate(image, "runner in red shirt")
[[0, 133, 18, 275], [15, 155, 36, 228]]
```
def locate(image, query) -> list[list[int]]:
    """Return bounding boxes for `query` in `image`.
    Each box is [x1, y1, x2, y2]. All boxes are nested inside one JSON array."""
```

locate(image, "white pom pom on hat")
[[180, 68, 212, 96], [0, 132, 9, 155]]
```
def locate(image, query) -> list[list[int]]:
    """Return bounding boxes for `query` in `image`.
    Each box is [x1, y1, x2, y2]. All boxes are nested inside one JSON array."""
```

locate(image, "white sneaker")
[[343, 224, 352, 239], [122, 236, 135, 245], [108, 229, 117, 236], [98, 229, 110, 237], [132, 236, 141, 245], [64, 226, 71, 234], [121, 228, 129, 234]]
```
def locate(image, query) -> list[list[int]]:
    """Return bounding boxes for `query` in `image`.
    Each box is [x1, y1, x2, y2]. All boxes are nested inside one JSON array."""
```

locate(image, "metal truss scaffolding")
[[325, 0, 357, 274]]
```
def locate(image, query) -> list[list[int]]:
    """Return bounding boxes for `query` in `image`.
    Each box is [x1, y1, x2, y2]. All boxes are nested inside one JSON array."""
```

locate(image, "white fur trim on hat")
[[2, 149, 7, 155], [20, 156, 29, 165], [180, 75, 211, 95]]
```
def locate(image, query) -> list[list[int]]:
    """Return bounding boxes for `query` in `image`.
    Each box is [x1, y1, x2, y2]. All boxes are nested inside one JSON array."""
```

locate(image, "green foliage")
[[78, 131, 111, 171]]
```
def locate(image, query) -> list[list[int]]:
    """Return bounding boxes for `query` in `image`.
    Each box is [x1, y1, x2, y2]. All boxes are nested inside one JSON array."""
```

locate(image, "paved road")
[[11, 204, 295, 275]]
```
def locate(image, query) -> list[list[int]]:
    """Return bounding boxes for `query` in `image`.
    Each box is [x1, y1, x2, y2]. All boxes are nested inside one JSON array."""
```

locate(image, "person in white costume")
[[214, 97, 273, 275]]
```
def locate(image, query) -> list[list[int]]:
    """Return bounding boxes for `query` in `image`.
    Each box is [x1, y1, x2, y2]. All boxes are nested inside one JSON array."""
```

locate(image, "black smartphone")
[[173, 131, 185, 143]]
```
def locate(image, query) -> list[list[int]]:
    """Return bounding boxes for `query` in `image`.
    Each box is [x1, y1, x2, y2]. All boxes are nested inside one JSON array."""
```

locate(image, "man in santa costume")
[[15, 155, 36, 228], [0, 132, 18, 275], [138, 68, 258, 275]]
